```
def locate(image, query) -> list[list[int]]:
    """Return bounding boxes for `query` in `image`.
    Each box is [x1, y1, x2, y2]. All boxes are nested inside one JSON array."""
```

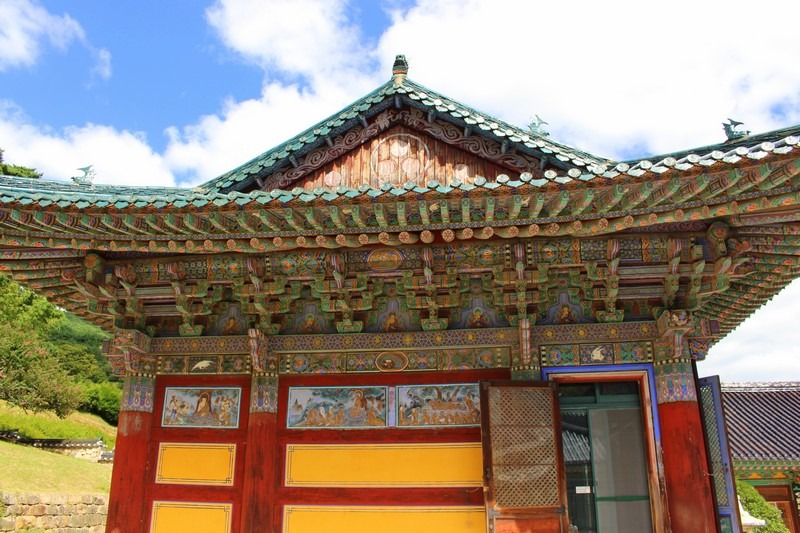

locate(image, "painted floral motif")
[[617, 342, 652, 363]]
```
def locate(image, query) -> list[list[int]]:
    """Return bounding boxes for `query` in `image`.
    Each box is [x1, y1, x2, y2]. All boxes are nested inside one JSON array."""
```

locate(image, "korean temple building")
[[2, 55, 800, 533], [722, 382, 800, 532]]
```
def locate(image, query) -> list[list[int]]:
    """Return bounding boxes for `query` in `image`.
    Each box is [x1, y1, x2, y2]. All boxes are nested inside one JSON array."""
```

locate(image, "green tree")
[[0, 276, 62, 331], [736, 480, 790, 532], [0, 328, 83, 416], [0, 148, 41, 178], [0, 275, 119, 420], [48, 313, 114, 384]]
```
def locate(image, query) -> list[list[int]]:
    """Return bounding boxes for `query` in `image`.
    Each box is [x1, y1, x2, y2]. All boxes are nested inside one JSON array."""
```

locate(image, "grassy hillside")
[[0, 440, 112, 494], [0, 401, 117, 448]]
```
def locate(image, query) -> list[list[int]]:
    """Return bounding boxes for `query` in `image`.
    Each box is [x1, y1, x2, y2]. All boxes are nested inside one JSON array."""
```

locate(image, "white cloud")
[[163, 0, 800, 188], [91, 48, 112, 81], [0, 101, 175, 187], [699, 279, 800, 382], [376, 0, 800, 159], [164, 81, 369, 185], [205, 0, 377, 87], [0, 0, 85, 71], [161, 0, 386, 185]]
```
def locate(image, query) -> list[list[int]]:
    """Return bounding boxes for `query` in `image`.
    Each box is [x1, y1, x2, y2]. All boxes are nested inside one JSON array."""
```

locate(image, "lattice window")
[[700, 383, 729, 507], [487, 386, 560, 508]]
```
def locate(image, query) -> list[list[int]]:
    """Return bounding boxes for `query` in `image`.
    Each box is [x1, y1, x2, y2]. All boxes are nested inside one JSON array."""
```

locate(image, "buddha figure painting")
[[162, 387, 241, 429]]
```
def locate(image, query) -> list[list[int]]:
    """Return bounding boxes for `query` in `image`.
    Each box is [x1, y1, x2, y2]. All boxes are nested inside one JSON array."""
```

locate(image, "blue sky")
[[2, 0, 800, 381]]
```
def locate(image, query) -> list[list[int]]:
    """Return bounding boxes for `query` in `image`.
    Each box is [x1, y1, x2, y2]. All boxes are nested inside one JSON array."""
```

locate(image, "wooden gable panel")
[[293, 126, 530, 191]]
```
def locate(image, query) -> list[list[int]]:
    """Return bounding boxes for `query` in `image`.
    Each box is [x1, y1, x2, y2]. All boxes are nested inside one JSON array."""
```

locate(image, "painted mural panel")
[[161, 387, 241, 429], [397, 384, 480, 428], [287, 387, 387, 429]]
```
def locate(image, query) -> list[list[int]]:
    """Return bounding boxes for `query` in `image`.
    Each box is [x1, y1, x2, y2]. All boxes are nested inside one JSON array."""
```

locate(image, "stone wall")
[[0, 432, 106, 463], [0, 493, 107, 532]]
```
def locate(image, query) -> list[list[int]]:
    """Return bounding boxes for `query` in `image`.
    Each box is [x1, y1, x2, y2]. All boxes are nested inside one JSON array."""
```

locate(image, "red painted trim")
[[107, 410, 153, 533], [241, 412, 279, 533], [658, 401, 717, 533], [274, 369, 508, 531], [142, 374, 251, 533]]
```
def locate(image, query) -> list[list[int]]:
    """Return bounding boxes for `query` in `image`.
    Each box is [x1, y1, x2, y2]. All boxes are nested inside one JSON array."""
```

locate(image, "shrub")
[[736, 480, 790, 533], [80, 382, 122, 425]]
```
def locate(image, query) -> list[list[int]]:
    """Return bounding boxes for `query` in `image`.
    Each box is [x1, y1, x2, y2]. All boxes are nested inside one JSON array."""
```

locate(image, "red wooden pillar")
[[657, 391, 716, 532], [106, 374, 156, 533], [653, 311, 716, 533], [241, 330, 280, 532]]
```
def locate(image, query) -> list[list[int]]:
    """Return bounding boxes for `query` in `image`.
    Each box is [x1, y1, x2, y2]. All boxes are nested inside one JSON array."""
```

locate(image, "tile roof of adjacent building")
[[721, 382, 800, 463]]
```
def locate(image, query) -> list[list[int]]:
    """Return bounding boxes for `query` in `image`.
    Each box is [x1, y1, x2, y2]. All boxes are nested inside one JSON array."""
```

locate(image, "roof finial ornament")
[[723, 118, 750, 141], [72, 165, 96, 186], [528, 114, 550, 136], [392, 54, 409, 85]]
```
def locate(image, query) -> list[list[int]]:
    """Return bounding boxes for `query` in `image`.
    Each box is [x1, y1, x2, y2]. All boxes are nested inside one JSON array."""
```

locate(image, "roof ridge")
[[197, 74, 611, 194], [398, 77, 610, 165], [722, 381, 800, 391], [623, 123, 800, 165]]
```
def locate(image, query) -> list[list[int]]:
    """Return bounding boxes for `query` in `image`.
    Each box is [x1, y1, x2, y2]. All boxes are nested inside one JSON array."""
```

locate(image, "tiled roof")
[[199, 74, 610, 194], [1, 119, 798, 210], [721, 382, 800, 463], [0, 176, 229, 209]]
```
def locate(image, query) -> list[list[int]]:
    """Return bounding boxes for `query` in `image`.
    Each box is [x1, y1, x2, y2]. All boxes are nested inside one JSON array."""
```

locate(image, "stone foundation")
[[0, 493, 107, 532]]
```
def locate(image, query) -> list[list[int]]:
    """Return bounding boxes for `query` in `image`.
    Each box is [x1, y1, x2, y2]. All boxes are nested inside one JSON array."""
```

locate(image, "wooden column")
[[241, 330, 280, 533], [654, 311, 716, 533], [106, 373, 156, 533]]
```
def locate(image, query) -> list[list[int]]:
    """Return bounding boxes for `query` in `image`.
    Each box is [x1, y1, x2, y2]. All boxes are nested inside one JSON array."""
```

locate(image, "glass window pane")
[[598, 381, 638, 397], [590, 408, 650, 498], [596, 500, 653, 531], [562, 409, 596, 532]]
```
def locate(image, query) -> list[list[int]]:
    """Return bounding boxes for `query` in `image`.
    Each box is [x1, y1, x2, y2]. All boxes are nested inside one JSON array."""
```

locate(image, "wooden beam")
[[461, 198, 471, 224], [485, 197, 495, 222], [182, 213, 206, 233], [328, 206, 346, 229], [282, 209, 306, 231], [419, 202, 430, 225], [396, 202, 408, 227], [304, 208, 323, 230], [374, 204, 387, 227]]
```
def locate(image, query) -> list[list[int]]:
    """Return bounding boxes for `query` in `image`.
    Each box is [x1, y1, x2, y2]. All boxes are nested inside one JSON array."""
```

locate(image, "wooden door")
[[480, 381, 569, 533]]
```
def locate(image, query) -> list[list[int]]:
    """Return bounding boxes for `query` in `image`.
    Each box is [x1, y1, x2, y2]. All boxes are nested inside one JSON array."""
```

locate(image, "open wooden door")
[[698, 375, 743, 533], [480, 381, 570, 533]]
